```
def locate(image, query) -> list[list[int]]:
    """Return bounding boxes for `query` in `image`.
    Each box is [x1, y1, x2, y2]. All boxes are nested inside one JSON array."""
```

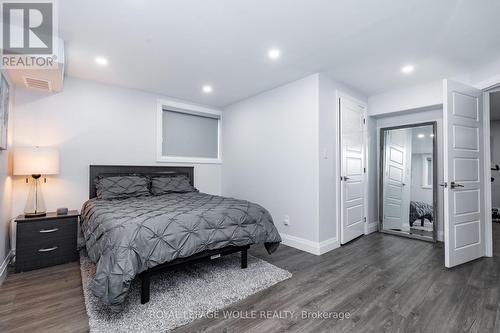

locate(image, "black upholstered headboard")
[[89, 165, 194, 199]]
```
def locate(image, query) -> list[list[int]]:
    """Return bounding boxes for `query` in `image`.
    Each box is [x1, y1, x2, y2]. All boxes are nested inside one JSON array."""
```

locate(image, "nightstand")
[[15, 210, 79, 273]]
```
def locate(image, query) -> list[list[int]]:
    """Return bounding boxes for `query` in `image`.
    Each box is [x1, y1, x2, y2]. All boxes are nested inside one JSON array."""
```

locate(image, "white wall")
[[410, 128, 433, 204], [366, 116, 378, 231], [368, 80, 442, 116], [12, 72, 370, 257], [222, 73, 367, 254], [0, 149, 11, 281], [318, 75, 335, 243], [0, 78, 14, 283], [12, 78, 221, 216], [318, 73, 369, 243], [368, 59, 500, 118], [374, 108, 444, 240], [222, 74, 320, 245], [411, 154, 433, 205], [368, 58, 500, 118]]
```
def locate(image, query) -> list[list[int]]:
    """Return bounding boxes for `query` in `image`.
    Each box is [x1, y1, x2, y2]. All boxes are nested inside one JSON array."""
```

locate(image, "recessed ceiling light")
[[95, 56, 108, 66], [417, 133, 425, 139], [202, 85, 213, 94], [268, 48, 281, 60], [401, 64, 415, 74]]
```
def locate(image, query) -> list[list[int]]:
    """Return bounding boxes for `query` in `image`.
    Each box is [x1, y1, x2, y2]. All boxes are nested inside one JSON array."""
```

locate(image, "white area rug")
[[80, 253, 291, 333], [411, 219, 433, 232]]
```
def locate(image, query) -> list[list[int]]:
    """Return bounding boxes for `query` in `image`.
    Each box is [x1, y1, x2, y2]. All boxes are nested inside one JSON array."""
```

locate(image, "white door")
[[383, 129, 412, 231], [443, 79, 485, 268], [340, 96, 366, 244]]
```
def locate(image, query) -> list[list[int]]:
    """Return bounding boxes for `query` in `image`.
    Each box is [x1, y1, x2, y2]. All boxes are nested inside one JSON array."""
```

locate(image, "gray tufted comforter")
[[409, 201, 433, 225], [80, 192, 281, 307]]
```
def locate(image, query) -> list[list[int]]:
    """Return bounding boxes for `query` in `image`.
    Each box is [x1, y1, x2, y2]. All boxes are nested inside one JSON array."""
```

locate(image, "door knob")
[[439, 182, 448, 188], [342, 176, 350, 181]]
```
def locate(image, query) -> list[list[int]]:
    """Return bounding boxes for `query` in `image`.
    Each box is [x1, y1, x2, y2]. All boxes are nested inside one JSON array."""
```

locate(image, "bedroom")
[[1, 0, 500, 332]]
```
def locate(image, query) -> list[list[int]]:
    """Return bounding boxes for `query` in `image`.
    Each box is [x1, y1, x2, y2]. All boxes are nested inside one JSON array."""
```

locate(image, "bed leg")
[[241, 248, 248, 269], [141, 274, 151, 304]]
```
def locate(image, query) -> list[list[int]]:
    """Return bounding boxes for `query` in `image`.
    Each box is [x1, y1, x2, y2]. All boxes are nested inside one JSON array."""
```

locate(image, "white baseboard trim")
[[437, 231, 444, 242], [280, 234, 319, 254], [366, 221, 378, 235], [318, 237, 340, 254], [280, 233, 339, 255], [0, 250, 13, 286]]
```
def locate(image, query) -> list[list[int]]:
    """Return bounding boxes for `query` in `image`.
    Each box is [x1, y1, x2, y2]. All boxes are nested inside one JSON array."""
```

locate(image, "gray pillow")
[[95, 175, 150, 199], [151, 175, 196, 195]]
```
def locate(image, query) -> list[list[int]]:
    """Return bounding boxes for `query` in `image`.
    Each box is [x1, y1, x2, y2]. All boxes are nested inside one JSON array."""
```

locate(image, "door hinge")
[[363, 217, 367, 223], [363, 167, 366, 173], [363, 118, 366, 124]]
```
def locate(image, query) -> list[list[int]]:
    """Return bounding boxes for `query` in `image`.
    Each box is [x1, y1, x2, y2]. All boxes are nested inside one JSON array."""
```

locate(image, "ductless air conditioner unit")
[[23, 77, 53, 91], [2, 37, 65, 93]]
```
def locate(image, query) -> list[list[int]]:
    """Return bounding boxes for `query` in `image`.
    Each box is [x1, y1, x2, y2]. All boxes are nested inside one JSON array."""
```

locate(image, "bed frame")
[[88, 165, 249, 304]]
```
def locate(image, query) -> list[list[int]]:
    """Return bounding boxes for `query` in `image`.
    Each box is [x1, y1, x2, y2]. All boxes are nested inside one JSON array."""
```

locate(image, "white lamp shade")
[[13, 147, 60, 175]]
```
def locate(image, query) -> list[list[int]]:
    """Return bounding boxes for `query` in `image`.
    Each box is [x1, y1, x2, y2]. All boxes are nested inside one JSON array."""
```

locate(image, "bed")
[[80, 165, 282, 309], [409, 201, 433, 227]]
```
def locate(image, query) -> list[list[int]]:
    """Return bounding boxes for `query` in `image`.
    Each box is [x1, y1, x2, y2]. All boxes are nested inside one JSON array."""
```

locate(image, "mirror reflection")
[[381, 124, 436, 241]]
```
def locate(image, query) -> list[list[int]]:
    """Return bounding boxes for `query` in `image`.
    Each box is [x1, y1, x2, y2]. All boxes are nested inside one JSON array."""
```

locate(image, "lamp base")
[[24, 212, 47, 218], [24, 175, 47, 218]]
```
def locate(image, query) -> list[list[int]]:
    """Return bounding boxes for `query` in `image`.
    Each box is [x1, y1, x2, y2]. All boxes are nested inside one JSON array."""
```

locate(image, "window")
[[157, 100, 221, 163], [422, 154, 432, 188]]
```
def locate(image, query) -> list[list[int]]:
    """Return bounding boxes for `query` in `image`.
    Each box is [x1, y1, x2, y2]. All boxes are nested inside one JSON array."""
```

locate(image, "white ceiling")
[[411, 125, 434, 154], [411, 125, 434, 144], [60, 0, 500, 107]]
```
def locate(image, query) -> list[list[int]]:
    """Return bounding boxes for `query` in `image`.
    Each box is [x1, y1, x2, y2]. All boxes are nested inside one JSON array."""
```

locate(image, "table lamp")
[[13, 147, 59, 217]]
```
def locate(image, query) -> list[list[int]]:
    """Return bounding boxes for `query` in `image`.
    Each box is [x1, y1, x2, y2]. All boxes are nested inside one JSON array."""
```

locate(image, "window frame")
[[156, 99, 222, 164], [421, 154, 433, 189]]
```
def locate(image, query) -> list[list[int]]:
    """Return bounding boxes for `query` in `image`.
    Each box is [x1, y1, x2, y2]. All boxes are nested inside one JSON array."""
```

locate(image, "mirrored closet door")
[[380, 122, 437, 242]]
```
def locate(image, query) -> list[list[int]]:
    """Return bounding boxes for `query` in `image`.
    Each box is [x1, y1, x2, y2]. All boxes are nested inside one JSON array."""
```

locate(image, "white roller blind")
[[162, 109, 219, 158]]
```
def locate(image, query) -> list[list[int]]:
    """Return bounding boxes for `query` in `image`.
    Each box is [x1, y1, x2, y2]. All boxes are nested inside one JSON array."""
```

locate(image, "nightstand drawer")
[[17, 217, 77, 243], [16, 241, 78, 272], [17, 235, 76, 255]]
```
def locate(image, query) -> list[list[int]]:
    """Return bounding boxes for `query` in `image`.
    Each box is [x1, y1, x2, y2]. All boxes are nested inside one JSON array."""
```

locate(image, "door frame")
[[483, 84, 500, 257], [336, 92, 369, 244], [379, 121, 438, 242]]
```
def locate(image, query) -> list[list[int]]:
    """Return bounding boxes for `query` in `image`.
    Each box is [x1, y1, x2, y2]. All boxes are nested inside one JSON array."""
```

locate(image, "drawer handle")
[[38, 246, 58, 252], [39, 228, 59, 233]]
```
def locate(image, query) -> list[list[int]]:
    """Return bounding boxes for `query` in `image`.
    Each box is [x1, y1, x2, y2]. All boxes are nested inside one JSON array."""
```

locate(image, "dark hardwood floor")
[[2, 225, 500, 332], [0, 261, 88, 333]]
